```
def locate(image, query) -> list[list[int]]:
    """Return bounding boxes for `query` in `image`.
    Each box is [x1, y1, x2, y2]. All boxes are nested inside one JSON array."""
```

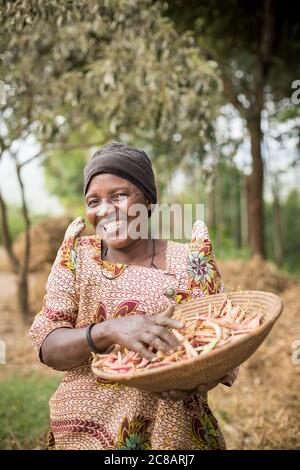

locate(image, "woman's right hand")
[[103, 305, 184, 360]]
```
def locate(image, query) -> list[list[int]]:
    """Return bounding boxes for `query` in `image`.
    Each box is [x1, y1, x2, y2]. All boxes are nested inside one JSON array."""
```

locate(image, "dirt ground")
[[0, 269, 60, 380], [0, 251, 299, 449]]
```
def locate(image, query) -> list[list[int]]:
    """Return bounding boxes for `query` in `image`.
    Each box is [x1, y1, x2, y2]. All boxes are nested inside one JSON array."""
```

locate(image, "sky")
[[0, 136, 64, 215]]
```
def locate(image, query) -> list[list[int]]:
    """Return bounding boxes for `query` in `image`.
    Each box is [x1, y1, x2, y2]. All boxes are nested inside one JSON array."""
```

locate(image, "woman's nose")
[[96, 202, 110, 218], [95, 201, 118, 222]]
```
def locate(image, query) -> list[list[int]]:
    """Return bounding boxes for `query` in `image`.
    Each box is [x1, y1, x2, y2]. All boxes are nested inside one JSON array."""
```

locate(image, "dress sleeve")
[[188, 220, 225, 296], [29, 217, 85, 361], [189, 220, 239, 387]]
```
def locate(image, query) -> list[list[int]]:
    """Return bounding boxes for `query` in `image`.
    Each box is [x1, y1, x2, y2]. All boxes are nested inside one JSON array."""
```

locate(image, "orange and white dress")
[[29, 217, 237, 450]]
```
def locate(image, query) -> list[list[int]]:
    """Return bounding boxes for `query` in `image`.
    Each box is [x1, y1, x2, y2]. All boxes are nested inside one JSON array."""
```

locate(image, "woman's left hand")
[[151, 378, 222, 401]]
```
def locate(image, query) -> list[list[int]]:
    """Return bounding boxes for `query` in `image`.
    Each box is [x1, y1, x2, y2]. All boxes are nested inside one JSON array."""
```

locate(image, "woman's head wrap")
[[83, 142, 157, 204]]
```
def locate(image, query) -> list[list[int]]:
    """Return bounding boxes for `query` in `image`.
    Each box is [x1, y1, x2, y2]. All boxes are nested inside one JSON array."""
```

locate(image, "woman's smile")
[[97, 218, 128, 240], [102, 220, 124, 233]]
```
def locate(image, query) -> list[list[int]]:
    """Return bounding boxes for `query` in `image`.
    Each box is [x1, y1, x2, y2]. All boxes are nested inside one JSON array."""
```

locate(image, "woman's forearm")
[[41, 321, 114, 370]]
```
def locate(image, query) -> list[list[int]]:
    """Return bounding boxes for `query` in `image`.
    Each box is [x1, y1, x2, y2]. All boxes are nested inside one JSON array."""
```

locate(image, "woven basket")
[[91, 290, 283, 393]]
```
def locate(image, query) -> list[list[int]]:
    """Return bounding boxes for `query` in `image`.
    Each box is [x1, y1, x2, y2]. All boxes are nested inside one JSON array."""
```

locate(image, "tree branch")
[[220, 72, 247, 118], [19, 140, 105, 168]]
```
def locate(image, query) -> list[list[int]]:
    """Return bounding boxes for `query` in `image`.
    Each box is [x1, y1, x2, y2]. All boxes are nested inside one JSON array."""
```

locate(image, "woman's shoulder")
[[61, 217, 98, 245], [60, 217, 103, 260], [191, 219, 210, 241], [169, 220, 209, 243], [56, 217, 101, 273], [63, 216, 86, 240], [167, 220, 210, 252]]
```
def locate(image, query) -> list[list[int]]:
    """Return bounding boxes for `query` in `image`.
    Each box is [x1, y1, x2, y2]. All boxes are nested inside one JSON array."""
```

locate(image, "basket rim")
[[91, 290, 283, 383]]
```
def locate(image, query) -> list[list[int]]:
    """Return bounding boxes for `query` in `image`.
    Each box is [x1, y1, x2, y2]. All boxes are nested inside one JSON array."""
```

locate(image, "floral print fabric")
[[29, 217, 237, 450]]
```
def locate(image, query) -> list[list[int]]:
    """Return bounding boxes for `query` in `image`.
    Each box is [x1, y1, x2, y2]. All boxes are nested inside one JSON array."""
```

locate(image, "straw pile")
[[13, 216, 73, 272], [219, 255, 297, 293]]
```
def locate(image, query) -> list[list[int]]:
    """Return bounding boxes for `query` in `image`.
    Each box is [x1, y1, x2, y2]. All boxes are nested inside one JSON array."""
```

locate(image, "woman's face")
[[85, 173, 150, 249]]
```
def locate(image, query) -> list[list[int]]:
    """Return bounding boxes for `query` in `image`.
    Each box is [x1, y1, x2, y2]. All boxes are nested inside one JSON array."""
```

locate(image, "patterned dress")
[[29, 217, 238, 450]]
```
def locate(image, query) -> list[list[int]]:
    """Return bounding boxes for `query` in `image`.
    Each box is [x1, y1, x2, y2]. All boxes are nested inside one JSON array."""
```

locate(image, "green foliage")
[[174, 163, 300, 275], [175, 157, 245, 243], [0, 0, 220, 155], [166, 0, 300, 105], [264, 190, 300, 274], [210, 229, 250, 261], [281, 190, 300, 273], [0, 374, 61, 450]]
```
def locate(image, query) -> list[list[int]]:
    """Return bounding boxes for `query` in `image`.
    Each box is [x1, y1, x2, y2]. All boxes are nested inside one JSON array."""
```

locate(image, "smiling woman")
[[29, 142, 238, 450]]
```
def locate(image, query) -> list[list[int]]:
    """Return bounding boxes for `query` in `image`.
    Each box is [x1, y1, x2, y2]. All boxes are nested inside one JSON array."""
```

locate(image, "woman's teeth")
[[104, 221, 123, 233]]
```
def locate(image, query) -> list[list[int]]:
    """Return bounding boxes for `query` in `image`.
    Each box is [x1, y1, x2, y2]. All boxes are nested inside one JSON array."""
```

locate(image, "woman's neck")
[[103, 238, 153, 266], [102, 238, 168, 269]]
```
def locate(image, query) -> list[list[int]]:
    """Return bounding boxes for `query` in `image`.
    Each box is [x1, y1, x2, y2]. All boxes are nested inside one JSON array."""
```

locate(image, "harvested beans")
[[92, 297, 263, 376]]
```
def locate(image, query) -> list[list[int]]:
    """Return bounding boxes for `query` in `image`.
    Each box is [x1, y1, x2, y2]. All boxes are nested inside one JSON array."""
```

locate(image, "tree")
[[163, 0, 300, 257], [0, 0, 220, 318]]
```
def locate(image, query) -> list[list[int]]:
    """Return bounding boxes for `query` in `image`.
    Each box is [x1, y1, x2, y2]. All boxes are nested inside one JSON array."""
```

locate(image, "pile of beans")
[[92, 297, 262, 375]]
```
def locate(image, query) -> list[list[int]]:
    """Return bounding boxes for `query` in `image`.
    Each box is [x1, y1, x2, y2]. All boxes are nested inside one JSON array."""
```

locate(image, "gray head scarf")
[[83, 142, 157, 204]]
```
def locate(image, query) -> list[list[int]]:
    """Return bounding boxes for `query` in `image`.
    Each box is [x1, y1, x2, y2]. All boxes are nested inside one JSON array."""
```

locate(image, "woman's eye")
[[112, 193, 128, 201], [88, 200, 98, 207]]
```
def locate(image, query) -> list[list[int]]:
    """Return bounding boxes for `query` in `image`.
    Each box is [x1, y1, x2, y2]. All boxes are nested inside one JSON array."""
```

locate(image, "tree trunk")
[[240, 174, 249, 248], [246, 115, 265, 258], [17, 272, 30, 323], [235, 173, 242, 249], [206, 174, 215, 231], [228, 171, 235, 244], [15, 161, 31, 320], [0, 190, 19, 273], [272, 183, 283, 266]]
